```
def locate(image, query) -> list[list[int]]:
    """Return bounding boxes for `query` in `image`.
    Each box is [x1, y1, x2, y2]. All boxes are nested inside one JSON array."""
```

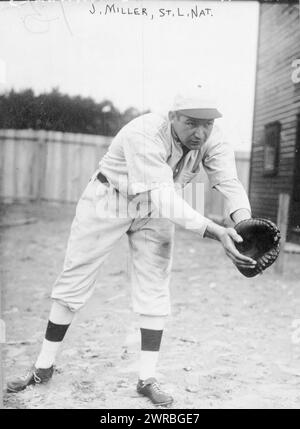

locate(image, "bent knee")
[[51, 297, 85, 313]]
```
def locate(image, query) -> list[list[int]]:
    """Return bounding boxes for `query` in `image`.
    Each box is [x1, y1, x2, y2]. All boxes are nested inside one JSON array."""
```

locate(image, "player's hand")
[[204, 223, 257, 268], [218, 227, 257, 268]]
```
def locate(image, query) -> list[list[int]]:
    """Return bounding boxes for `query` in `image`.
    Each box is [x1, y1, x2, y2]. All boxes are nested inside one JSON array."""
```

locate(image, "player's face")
[[170, 112, 214, 150]]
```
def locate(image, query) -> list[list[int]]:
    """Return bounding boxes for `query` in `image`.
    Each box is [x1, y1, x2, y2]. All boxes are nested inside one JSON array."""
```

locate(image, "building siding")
[[249, 3, 300, 235]]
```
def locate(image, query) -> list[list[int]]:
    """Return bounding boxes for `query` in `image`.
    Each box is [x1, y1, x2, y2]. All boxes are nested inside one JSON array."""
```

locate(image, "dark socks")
[[140, 328, 163, 352], [45, 320, 70, 342]]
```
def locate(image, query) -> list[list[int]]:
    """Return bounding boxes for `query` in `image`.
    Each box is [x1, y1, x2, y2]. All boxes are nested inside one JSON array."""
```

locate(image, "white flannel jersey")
[[98, 112, 251, 217]]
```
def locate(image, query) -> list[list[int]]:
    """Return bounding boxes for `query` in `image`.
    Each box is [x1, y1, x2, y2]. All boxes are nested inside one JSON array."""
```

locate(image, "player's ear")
[[168, 111, 176, 122]]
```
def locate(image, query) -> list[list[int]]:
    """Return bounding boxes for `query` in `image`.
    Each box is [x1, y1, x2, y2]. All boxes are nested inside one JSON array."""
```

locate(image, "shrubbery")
[[0, 88, 145, 136]]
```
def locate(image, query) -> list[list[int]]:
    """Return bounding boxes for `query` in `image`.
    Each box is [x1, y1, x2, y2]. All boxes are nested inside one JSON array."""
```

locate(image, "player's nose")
[[194, 126, 205, 140]]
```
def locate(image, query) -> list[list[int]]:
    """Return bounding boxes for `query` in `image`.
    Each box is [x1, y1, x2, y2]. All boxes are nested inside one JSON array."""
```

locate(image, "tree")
[[0, 88, 144, 136]]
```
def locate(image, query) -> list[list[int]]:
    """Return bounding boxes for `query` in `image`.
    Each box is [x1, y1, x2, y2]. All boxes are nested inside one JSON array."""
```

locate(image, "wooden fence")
[[0, 129, 250, 220], [0, 129, 111, 203]]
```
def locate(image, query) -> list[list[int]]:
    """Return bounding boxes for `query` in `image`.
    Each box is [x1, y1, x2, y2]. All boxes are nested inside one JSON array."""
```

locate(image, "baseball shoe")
[[136, 377, 173, 406], [6, 365, 54, 393]]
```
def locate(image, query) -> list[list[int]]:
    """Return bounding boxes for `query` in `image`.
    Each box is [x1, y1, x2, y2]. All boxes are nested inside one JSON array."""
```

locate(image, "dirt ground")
[[1, 201, 300, 409]]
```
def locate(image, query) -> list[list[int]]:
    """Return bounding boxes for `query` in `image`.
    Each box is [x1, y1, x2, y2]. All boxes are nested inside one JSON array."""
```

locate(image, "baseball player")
[[7, 85, 256, 406]]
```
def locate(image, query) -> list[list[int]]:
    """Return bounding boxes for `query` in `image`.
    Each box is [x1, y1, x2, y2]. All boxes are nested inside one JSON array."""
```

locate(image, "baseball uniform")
[[51, 112, 250, 315]]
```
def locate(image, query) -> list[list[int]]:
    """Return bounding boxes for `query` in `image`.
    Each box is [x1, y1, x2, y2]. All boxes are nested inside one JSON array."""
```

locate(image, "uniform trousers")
[[51, 174, 175, 316]]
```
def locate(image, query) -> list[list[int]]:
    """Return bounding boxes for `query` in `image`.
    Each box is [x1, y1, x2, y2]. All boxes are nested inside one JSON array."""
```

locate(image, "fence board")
[[2, 131, 16, 200], [37, 131, 48, 201], [67, 135, 81, 202], [15, 139, 36, 200], [52, 141, 64, 201], [43, 139, 55, 200], [60, 140, 69, 202]]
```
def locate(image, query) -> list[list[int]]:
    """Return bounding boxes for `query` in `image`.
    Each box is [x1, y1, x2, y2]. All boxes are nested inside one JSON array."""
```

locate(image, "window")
[[264, 121, 281, 176]]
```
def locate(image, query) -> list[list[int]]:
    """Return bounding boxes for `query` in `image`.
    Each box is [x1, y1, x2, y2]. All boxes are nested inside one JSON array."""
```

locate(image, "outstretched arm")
[[150, 185, 256, 269], [214, 178, 252, 224], [201, 137, 252, 225]]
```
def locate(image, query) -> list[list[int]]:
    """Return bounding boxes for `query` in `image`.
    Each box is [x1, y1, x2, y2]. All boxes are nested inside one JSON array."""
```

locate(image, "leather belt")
[[96, 171, 109, 184]]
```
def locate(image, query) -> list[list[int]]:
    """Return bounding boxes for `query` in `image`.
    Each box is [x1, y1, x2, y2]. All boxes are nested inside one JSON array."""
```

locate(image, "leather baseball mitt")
[[234, 218, 281, 277]]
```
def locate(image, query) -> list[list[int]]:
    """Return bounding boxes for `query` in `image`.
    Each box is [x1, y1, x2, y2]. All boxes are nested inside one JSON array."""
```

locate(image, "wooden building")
[[249, 2, 300, 243]]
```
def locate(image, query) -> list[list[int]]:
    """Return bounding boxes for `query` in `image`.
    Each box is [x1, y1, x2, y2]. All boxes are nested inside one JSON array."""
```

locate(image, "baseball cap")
[[170, 84, 222, 120]]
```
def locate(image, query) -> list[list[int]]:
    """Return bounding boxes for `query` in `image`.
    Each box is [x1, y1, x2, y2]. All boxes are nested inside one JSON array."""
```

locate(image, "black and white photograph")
[[0, 0, 300, 411]]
